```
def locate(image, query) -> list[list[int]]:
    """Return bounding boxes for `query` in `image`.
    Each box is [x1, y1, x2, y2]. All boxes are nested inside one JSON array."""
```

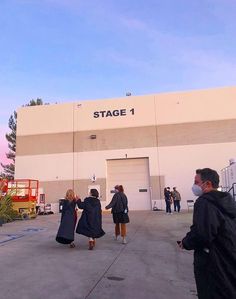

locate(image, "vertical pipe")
[[154, 96, 163, 210], [72, 102, 75, 191]]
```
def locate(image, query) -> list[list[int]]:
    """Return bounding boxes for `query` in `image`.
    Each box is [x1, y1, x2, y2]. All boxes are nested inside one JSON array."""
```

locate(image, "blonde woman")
[[56, 189, 78, 248]]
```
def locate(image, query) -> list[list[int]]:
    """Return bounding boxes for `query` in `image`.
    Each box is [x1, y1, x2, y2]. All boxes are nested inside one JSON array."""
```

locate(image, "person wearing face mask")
[[178, 168, 236, 299]]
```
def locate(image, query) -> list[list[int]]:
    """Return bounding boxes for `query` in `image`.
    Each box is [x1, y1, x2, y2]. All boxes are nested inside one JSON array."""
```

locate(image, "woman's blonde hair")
[[65, 189, 75, 201]]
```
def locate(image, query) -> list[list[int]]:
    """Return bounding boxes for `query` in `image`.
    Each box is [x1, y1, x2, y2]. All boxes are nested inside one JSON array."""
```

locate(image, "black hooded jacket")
[[182, 190, 236, 299], [76, 196, 105, 238]]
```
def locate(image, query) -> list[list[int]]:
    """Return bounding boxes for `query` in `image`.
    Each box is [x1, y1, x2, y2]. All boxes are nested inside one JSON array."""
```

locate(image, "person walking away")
[[56, 189, 78, 248], [172, 187, 181, 212], [178, 168, 236, 299], [76, 189, 105, 250], [105, 185, 129, 244], [164, 187, 172, 214]]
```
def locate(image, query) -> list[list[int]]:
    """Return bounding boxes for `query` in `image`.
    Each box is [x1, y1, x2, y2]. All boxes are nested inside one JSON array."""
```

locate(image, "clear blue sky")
[[1, 0, 236, 167]]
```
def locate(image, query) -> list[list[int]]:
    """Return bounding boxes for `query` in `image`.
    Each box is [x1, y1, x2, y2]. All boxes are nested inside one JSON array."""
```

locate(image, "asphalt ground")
[[0, 210, 197, 299]]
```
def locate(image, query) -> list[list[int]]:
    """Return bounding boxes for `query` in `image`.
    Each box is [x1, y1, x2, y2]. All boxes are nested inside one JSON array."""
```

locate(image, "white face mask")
[[192, 184, 203, 196]]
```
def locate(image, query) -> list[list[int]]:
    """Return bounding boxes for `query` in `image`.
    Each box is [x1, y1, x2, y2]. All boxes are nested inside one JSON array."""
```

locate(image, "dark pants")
[[194, 251, 209, 299], [165, 200, 171, 213], [174, 200, 181, 212]]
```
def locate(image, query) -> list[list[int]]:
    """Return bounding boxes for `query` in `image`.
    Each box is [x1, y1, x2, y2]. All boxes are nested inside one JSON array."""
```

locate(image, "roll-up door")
[[107, 158, 151, 210]]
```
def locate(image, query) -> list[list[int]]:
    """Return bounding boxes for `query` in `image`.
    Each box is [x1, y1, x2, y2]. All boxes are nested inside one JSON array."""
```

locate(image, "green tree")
[[24, 98, 43, 106], [0, 111, 17, 179], [0, 98, 44, 179]]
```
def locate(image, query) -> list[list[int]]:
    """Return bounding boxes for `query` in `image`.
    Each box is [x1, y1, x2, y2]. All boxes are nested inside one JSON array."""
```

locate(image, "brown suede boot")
[[69, 242, 75, 248], [89, 240, 94, 250]]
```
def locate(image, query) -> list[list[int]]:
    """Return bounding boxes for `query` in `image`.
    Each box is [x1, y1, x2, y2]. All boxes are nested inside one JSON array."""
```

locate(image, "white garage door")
[[107, 158, 151, 210]]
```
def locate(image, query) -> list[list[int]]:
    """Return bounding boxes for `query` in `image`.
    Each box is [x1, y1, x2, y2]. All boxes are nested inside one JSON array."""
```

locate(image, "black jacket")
[[182, 190, 236, 299], [164, 189, 172, 201], [76, 197, 105, 238], [106, 192, 128, 213], [56, 200, 77, 244]]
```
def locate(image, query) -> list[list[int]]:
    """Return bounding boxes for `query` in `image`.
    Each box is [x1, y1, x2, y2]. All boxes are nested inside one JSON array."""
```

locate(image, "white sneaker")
[[122, 238, 127, 244]]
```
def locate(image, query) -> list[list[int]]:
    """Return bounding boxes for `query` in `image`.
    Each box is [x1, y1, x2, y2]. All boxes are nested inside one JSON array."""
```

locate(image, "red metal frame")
[[6, 179, 39, 202]]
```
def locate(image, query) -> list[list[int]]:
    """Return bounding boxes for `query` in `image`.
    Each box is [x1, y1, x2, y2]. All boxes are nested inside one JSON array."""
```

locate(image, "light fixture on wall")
[[90, 134, 97, 139]]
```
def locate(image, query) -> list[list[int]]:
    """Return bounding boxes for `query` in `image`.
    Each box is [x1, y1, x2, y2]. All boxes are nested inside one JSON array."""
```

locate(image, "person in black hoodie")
[[178, 168, 236, 299], [76, 189, 105, 250]]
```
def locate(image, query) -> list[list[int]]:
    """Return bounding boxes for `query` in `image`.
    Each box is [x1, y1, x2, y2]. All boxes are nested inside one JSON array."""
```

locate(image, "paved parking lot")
[[0, 211, 196, 299]]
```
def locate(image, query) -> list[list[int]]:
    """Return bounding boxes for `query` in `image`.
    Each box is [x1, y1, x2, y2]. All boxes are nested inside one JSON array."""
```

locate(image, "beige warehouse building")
[[15, 86, 236, 211]]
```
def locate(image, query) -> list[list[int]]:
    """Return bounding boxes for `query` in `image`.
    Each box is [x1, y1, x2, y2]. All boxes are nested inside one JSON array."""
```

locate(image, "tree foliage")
[[0, 98, 44, 179], [0, 193, 19, 223], [24, 98, 43, 106]]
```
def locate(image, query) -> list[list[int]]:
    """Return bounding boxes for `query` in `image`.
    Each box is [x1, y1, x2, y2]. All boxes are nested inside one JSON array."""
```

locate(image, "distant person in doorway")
[[164, 187, 172, 214], [172, 187, 181, 212], [178, 168, 236, 299], [56, 189, 78, 248], [105, 185, 129, 244], [76, 189, 105, 250]]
